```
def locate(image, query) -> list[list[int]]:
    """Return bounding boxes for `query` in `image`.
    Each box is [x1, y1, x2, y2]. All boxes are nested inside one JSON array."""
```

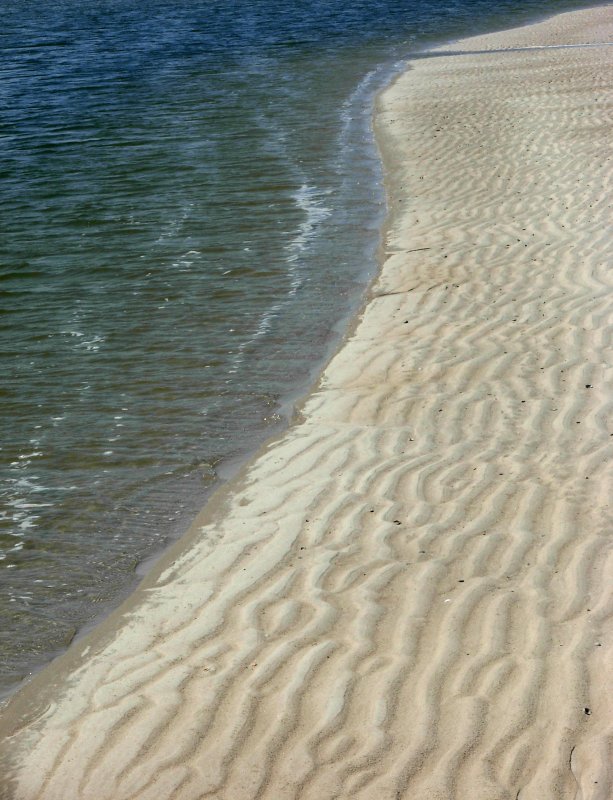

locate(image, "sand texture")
[[439, 4, 613, 50], [1, 6, 612, 799]]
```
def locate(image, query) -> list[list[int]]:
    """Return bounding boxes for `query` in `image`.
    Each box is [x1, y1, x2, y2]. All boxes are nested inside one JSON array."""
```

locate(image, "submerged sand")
[[1, 5, 612, 799]]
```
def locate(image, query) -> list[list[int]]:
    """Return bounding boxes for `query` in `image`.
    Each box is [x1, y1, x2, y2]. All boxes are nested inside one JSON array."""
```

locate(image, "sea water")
[[0, 0, 594, 696]]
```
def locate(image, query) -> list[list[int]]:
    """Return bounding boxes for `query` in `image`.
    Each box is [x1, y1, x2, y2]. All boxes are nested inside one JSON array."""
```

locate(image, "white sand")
[[1, 6, 612, 799]]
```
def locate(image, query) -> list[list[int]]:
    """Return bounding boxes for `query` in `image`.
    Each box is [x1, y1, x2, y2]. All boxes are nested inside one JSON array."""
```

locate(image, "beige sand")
[[1, 6, 612, 799]]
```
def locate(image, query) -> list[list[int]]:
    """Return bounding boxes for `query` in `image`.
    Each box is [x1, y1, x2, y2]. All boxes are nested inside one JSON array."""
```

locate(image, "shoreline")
[[0, 2, 605, 708], [2, 4, 613, 798]]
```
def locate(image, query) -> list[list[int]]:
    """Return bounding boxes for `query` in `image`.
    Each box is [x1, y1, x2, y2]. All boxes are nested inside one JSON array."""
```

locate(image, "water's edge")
[[1, 0, 605, 714]]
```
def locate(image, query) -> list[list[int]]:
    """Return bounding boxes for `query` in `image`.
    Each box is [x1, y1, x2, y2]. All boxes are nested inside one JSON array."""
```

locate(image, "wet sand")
[[1, 5, 612, 799]]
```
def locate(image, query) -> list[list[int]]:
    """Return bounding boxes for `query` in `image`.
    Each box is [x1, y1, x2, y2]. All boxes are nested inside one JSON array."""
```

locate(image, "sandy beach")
[[1, 5, 612, 799]]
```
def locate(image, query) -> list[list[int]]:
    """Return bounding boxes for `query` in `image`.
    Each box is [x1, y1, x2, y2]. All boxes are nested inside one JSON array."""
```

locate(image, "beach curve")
[[1, 5, 612, 799]]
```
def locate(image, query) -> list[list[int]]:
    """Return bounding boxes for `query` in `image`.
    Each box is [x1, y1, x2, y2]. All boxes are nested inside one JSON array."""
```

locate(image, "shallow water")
[[0, 0, 595, 696]]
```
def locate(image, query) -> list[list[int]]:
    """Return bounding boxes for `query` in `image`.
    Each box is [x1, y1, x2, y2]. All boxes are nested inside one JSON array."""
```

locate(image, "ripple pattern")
[[1, 7, 612, 799]]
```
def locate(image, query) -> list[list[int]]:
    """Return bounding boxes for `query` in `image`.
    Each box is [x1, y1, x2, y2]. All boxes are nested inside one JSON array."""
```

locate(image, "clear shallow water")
[[0, 0, 595, 695]]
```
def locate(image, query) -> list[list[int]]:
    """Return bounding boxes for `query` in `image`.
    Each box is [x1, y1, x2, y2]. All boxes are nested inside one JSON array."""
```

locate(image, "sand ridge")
[[1, 5, 612, 799]]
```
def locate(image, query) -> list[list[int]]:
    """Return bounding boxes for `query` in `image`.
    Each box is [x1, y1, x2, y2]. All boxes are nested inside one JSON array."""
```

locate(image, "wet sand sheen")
[[1, 5, 612, 799]]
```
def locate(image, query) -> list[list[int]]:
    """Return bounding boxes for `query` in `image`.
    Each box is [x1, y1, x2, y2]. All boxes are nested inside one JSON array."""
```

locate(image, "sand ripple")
[[1, 6, 612, 799]]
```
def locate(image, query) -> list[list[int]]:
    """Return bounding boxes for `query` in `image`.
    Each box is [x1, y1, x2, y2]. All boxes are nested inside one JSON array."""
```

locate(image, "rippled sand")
[[1, 5, 612, 799]]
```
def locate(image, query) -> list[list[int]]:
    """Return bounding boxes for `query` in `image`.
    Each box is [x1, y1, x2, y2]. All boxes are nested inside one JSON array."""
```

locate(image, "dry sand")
[[1, 5, 612, 799]]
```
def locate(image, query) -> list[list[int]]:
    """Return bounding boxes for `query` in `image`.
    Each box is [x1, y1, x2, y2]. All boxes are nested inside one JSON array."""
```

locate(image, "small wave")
[[227, 183, 331, 376], [285, 184, 332, 277]]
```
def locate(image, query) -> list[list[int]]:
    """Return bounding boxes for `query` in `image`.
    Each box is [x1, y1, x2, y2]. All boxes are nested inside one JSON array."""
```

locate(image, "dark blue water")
[[0, 0, 595, 697]]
